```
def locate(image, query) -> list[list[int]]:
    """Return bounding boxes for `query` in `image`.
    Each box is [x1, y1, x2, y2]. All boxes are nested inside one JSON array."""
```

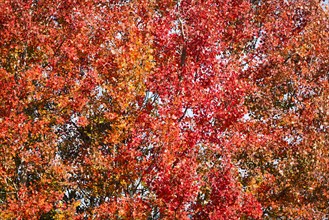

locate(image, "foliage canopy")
[[0, 0, 328, 219]]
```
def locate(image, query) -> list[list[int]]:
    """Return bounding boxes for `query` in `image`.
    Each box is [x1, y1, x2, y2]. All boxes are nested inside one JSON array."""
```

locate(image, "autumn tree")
[[0, 0, 328, 219], [234, 0, 329, 218]]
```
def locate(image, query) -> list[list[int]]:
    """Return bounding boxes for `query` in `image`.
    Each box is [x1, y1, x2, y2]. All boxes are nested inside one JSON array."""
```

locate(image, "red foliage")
[[0, 0, 328, 219]]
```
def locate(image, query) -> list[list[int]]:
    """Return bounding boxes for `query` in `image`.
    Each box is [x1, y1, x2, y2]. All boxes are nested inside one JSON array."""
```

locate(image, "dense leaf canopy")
[[0, 0, 328, 219]]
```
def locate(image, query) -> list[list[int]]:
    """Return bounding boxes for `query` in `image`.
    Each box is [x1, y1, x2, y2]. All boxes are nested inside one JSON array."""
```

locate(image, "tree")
[[0, 0, 327, 219], [234, 0, 329, 218]]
